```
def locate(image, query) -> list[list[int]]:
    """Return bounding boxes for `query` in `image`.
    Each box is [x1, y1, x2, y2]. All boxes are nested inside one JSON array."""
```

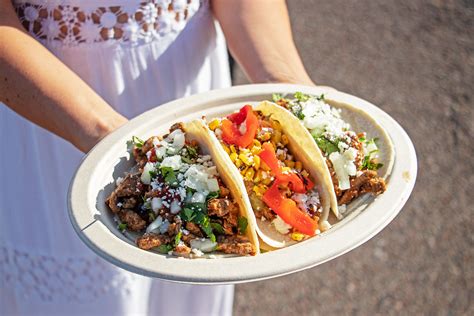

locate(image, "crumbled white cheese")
[[329, 147, 358, 190], [141, 162, 155, 184], [272, 215, 292, 235], [300, 99, 350, 140], [161, 155, 182, 170], [151, 197, 162, 212]]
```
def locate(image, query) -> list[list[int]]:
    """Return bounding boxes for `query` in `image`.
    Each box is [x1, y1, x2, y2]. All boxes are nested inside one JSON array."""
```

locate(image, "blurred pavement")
[[232, 1, 473, 315]]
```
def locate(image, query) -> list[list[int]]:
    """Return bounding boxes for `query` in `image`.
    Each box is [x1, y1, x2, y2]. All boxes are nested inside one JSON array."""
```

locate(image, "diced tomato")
[[149, 148, 157, 162]]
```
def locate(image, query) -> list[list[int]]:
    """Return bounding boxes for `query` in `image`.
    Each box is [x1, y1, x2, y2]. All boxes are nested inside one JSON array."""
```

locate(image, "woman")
[[0, 0, 315, 314]]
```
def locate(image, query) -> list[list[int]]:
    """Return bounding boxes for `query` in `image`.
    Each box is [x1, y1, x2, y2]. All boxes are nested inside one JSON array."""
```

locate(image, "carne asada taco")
[[106, 123, 259, 258], [271, 92, 394, 223], [197, 104, 336, 249]]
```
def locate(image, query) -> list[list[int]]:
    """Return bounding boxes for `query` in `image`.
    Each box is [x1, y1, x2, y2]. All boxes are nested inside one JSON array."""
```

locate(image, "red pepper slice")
[[259, 143, 282, 175], [259, 142, 312, 192], [221, 105, 258, 148], [263, 180, 318, 236]]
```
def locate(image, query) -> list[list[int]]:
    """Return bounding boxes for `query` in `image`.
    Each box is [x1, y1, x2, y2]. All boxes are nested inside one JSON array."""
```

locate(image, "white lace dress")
[[0, 1, 233, 315]]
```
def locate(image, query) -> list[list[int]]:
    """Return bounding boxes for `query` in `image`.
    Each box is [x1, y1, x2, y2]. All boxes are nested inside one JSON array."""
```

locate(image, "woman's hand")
[[0, 1, 127, 153], [212, 0, 316, 86]]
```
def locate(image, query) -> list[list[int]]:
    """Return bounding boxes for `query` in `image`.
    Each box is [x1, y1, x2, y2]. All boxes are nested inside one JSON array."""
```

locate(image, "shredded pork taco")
[[271, 92, 393, 222], [106, 123, 259, 258]]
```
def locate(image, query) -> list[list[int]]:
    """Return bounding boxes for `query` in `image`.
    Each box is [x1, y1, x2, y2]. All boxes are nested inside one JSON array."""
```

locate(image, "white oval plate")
[[68, 84, 417, 284]]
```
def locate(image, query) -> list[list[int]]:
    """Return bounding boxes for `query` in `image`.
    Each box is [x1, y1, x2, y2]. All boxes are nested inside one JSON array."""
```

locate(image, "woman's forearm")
[[0, 2, 127, 153], [212, 0, 314, 85]]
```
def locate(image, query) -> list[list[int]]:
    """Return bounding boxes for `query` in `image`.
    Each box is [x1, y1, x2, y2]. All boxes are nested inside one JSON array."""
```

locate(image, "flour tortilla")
[[185, 120, 260, 254]]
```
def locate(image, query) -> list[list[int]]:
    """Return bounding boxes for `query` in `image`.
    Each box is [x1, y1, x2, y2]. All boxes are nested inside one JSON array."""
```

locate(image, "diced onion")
[[190, 239, 217, 253], [170, 199, 181, 214], [141, 162, 154, 184], [159, 219, 170, 234], [207, 178, 220, 192], [151, 197, 162, 212], [191, 192, 206, 203], [146, 216, 163, 233]]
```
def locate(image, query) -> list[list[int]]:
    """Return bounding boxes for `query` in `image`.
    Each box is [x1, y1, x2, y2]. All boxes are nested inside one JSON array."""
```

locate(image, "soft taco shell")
[[256, 101, 340, 225], [184, 120, 261, 254]]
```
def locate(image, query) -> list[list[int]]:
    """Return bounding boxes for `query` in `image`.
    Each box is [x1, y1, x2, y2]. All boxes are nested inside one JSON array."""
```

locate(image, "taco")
[[106, 123, 259, 258], [196, 104, 336, 249], [270, 92, 394, 222]]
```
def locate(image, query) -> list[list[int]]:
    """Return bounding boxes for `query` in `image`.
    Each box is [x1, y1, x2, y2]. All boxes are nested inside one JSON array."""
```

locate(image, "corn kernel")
[[253, 170, 263, 183], [230, 145, 236, 153], [295, 161, 302, 171], [272, 130, 282, 145], [251, 146, 262, 155], [222, 144, 230, 154], [253, 139, 262, 148], [235, 158, 242, 168], [301, 170, 309, 178], [209, 119, 220, 131], [253, 156, 261, 170], [229, 152, 238, 162], [285, 160, 295, 168], [260, 160, 271, 171], [253, 185, 267, 197], [245, 168, 255, 181], [262, 176, 273, 185], [258, 133, 271, 142], [241, 166, 249, 176], [239, 153, 253, 166], [281, 134, 289, 145], [281, 167, 292, 173], [291, 232, 305, 241], [271, 120, 281, 130]]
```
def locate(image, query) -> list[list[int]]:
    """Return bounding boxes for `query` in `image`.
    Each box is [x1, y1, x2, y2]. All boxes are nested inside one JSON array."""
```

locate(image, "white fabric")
[[0, 0, 233, 315]]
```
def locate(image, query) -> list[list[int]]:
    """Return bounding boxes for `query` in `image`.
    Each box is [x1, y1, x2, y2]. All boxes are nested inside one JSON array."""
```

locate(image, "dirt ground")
[[232, 1, 473, 315]]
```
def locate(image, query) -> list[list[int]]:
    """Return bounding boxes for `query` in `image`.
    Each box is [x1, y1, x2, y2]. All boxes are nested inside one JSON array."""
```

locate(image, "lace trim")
[[0, 245, 136, 302], [13, 0, 202, 47]]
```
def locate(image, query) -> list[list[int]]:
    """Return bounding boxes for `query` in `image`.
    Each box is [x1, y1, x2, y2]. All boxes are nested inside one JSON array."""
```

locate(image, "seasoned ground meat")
[[106, 173, 145, 213], [118, 209, 146, 231], [169, 122, 185, 133], [207, 199, 231, 217], [338, 170, 387, 205], [136, 233, 171, 250], [133, 138, 155, 168], [121, 196, 138, 209], [219, 186, 231, 198], [216, 236, 256, 256], [185, 222, 202, 236], [326, 159, 342, 198], [174, 243, 191, 255], [116, 173, 145, 197]]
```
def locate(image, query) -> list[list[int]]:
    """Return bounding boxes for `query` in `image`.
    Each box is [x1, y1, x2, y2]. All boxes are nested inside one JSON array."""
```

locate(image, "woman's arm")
[[212, 0, 314, 85], [0, 1, 127, 153]]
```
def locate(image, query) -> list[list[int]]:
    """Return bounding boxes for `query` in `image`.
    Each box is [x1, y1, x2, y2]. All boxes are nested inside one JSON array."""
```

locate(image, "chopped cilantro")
[[316, 93, 325, 101], [180, 202, 216, 242], [210, 222, 225, 234], [238, 216, 248, 234], [174, 231, 183, 246], [185, 144, 199, 159], [294, 92, 310, 102], [314, 136, 340, 155], [272, 93, 283, 102], [118, 223, 127, 231], [359, 136, 366, 142], [206, 191, 220, 201], [291, 104, 305, 120], [160, 166, 178, 187], [157, 244, 173, 254], [148, 212, 156, 221], [149, 169, 158, 178], [132, 136, 144, 148], [361, 156, 384, 171]]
